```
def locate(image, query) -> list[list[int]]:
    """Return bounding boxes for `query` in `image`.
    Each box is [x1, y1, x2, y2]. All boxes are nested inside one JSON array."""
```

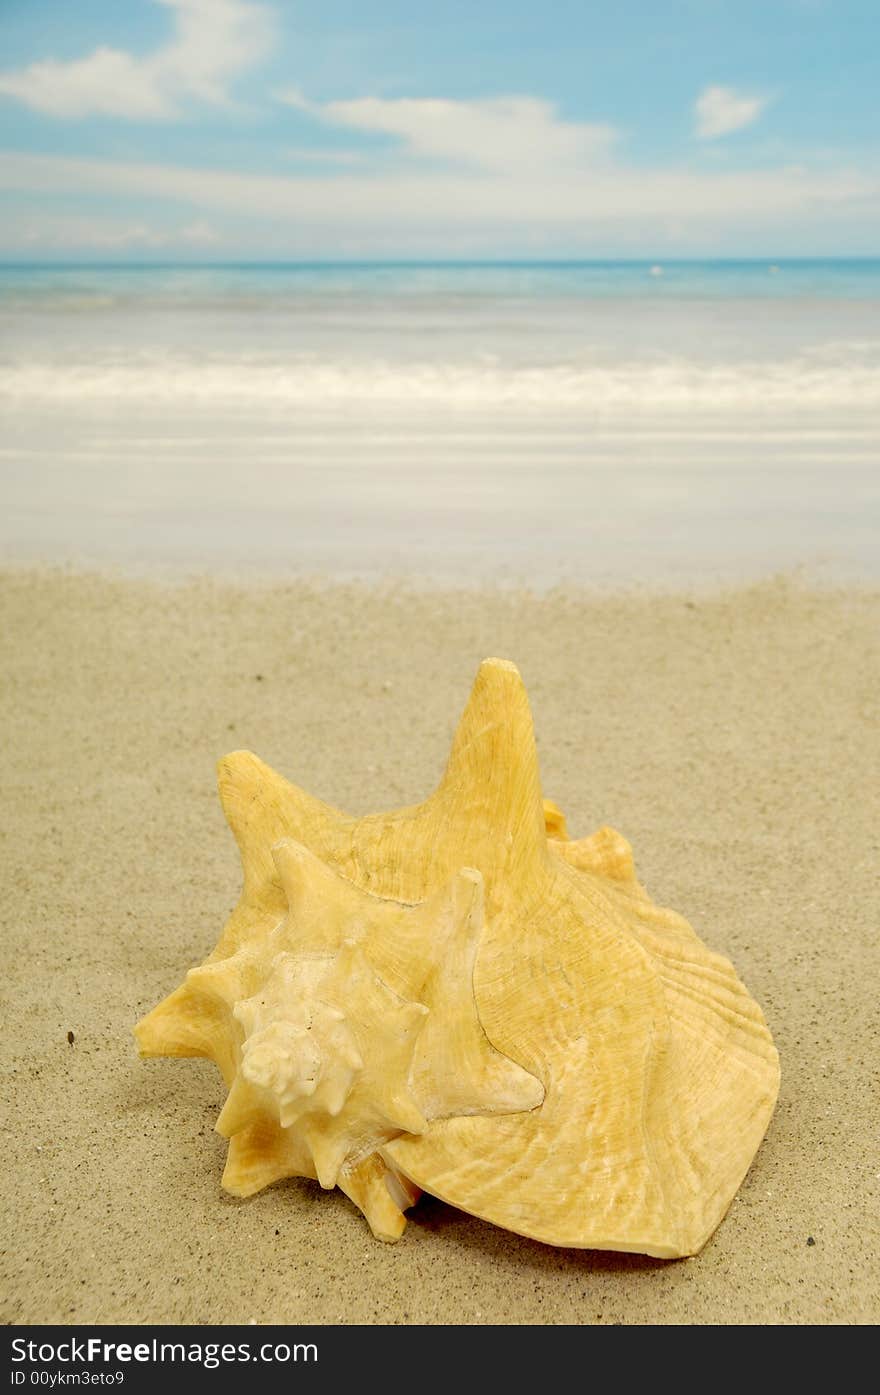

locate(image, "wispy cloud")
[[9, 213, 222, 250], [0, 0, 273, 120], [1, 149, 875, 255], [279, 90, 617, 172], [695, 84, 769, 139]]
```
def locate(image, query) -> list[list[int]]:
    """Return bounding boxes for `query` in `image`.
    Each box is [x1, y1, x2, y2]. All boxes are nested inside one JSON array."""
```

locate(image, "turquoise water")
[[2, 258, 880, 302], [1, 260, 878, 583]]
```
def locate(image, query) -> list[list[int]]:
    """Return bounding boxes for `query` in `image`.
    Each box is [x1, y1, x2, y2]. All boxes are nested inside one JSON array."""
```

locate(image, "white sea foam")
[[2, 348, 879, 410], [2, 265, 878, 584]]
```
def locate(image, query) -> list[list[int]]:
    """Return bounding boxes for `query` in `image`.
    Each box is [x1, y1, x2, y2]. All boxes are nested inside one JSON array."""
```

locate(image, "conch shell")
[[135, 658, 779, 1257]]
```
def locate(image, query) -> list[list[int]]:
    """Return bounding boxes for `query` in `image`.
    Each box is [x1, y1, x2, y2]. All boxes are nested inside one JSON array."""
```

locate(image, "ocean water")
[[1, 260, 878, 584]]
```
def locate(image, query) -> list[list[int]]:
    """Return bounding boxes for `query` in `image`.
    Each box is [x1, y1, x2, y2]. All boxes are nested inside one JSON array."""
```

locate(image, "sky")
[[0, 0, 877, 259]]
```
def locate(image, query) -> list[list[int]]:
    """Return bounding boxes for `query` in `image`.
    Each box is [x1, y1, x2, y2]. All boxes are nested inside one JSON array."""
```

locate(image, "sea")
[[1, 259, 878, 586]]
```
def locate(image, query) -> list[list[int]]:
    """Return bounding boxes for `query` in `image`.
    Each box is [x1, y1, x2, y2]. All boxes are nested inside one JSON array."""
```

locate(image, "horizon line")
[[1, 255, 879, 269]]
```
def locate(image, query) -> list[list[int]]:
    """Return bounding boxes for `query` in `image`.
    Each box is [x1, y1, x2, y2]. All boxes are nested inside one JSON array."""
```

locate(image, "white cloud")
[[279, 91, 617, 173], [695, 84, 769, 139], [9, 213, 222, 250], [0, 149, 875, 255], [0, 0, 273, 120], [0, 47, 175, 120]]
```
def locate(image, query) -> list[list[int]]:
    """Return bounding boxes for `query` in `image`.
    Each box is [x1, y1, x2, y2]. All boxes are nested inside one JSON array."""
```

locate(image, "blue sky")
[[0, 0, 877, 258]]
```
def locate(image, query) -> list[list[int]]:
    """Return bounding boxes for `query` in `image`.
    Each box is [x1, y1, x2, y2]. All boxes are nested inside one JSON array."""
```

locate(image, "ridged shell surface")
[[134, 658, 779, 1256]]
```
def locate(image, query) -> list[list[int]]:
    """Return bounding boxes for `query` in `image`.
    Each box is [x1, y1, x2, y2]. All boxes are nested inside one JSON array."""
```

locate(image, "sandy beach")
[[1, 566, 877, 1325]]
